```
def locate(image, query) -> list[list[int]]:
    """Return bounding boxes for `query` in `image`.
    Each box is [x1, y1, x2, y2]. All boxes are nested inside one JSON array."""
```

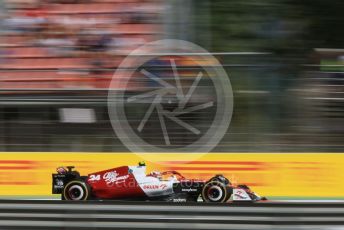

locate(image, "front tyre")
[[201, 180, 231, 203], [63, 180, 91, 201]]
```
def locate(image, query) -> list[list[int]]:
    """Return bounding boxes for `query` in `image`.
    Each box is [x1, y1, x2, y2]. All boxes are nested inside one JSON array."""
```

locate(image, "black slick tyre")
[[63, 180, 91, 201], [201, 180, 231, 203]]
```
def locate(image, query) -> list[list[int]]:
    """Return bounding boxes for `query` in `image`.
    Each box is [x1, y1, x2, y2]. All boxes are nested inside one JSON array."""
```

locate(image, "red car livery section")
[[86, 166, 144, 199]]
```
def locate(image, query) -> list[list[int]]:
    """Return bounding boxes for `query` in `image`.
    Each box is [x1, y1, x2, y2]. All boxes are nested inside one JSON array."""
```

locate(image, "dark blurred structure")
[[0, 0, 343, 152]]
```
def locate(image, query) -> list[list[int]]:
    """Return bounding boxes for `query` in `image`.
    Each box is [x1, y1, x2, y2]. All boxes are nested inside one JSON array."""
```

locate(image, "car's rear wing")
[[52, 174, 66, 194]]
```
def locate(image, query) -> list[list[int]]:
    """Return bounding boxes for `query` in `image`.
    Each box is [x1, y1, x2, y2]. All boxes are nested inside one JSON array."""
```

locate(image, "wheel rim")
[[68, 185, 84, 200], [207, 185, 223, 202]]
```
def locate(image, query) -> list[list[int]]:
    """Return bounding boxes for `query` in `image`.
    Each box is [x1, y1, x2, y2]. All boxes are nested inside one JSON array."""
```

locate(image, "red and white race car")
[[52, 163, 266, 202]]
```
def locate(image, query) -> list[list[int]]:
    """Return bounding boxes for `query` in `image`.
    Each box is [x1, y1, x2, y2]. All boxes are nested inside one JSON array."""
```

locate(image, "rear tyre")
[[201, 180, 231, 203], [63, 180, 91, 201]]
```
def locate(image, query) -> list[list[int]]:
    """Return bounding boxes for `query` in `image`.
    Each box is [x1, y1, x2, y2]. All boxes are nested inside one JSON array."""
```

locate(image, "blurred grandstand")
[[0, 0, 164, 151], [0, 0, 343, 152]]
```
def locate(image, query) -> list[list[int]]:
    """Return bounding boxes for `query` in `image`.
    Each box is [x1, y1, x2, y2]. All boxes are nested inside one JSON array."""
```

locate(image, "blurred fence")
[[0, 56, 343, 152]]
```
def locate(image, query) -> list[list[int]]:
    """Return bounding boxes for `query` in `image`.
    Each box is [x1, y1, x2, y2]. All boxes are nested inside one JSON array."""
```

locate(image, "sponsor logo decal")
[[181, 188, 197, 192], [143, 184, 168, 190], [54, 179, 64, 189], [103, 171, 129, 185], [173, 198, 187, 202]]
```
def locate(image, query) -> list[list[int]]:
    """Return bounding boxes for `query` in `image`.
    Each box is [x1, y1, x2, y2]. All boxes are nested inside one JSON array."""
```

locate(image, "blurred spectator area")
[[0, 0, 163, 89]]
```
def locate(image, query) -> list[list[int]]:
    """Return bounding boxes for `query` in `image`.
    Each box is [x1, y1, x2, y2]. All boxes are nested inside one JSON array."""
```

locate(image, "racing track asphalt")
[[0, 200, 343, 229]]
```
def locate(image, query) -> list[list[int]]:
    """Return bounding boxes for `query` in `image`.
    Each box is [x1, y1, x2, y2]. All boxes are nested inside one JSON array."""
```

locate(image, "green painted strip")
[[267, 196, 344, 200]]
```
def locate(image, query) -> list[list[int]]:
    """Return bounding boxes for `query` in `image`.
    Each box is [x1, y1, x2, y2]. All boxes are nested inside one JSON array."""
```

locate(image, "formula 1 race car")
[[52, 163, 266, 202]]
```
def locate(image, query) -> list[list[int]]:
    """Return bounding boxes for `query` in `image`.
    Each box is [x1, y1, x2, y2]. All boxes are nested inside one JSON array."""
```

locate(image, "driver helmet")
[[138, 161, 146, 167], [56, 167, 67, 174]]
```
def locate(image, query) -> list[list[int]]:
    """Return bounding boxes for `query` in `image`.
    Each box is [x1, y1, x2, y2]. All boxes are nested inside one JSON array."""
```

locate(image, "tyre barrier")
[[0, 200, 343, 229]]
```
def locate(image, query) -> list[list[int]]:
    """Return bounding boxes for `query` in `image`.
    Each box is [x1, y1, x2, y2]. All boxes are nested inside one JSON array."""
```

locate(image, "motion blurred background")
[[0, 0, 343, 153]]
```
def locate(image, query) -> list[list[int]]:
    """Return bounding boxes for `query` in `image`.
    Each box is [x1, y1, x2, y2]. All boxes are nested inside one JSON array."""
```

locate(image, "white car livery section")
[[129, 166, 175, 197], [232, 188, 252, 201]]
